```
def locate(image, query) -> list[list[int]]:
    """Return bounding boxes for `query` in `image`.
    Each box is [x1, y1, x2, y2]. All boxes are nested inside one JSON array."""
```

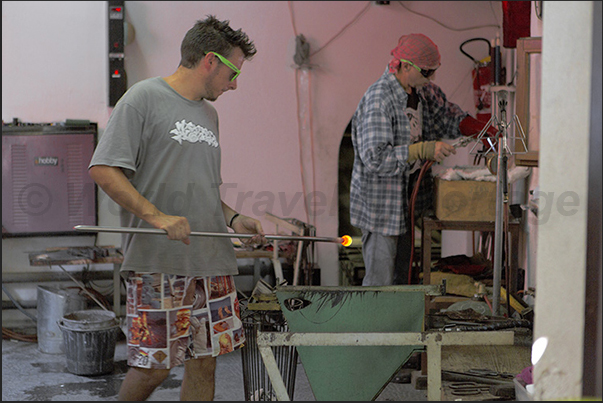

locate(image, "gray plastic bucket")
[[36, 286, 87, 354], [58, 309, 120, 376]]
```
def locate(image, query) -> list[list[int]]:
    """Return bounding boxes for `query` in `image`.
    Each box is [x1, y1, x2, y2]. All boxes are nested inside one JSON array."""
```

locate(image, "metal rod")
[[492, 88, 511, 316], [492, 144, 505, 316], [74, 225, 345, 245]]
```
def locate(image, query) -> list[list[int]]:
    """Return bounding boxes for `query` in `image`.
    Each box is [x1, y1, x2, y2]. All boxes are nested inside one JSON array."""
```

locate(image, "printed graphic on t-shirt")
[[170, 119, 218, 147], [406, 105, 422, 144]]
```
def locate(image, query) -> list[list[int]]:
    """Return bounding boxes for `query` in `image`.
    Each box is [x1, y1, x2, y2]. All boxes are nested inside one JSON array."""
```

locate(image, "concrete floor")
[[2, 328, 428, 401]]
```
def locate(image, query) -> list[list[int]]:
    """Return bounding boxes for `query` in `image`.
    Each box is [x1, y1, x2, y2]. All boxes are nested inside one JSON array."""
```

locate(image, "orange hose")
[[483, 294, 493, 314], [2, 327, 37, 343], [408, 160, 434, 284]]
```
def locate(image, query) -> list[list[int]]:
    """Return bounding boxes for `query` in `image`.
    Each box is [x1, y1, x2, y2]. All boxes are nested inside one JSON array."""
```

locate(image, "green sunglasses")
[[207, 51, 241, 82], [399, 58, 436, 78]]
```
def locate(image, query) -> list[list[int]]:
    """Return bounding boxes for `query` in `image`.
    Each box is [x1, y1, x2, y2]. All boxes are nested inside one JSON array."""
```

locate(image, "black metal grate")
[[240, 309, 298, 401]]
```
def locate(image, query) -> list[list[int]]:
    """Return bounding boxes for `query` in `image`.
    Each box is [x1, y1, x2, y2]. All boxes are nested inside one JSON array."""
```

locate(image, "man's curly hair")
[[180, 15, 257, 69]]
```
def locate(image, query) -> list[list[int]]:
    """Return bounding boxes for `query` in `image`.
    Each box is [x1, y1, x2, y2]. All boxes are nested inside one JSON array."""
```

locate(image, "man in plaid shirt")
[[350, 33, 496, 286]]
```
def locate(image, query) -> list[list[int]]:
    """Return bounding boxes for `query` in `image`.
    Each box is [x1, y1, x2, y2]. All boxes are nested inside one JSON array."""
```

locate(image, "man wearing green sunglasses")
[[89, 15, 265, 401], [206, 51, 241, 82]]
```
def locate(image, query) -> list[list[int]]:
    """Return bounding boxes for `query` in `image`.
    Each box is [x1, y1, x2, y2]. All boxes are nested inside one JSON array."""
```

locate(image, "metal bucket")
[[58, 309, 120, 376], [61, 309, 117, 330], [36, 286, 87, 354]]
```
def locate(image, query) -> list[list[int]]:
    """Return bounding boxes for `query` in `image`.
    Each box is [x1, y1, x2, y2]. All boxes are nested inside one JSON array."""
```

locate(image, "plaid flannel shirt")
[[350, 69, 468, 236]]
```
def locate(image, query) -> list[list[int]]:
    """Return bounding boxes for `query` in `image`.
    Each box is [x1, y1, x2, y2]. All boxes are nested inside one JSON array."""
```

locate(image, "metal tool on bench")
[[449, 381, 491, 396], [74, 225, 353, 246], [467, 368, 515, 379], [442, 369, 516, 385]]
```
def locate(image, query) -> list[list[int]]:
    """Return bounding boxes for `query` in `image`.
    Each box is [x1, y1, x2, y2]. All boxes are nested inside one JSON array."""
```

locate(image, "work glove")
[[408, 141, 436, 163]]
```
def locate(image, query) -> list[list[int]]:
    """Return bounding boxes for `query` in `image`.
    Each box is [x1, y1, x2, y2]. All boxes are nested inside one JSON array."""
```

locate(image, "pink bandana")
[[388, 33, 441, 73]]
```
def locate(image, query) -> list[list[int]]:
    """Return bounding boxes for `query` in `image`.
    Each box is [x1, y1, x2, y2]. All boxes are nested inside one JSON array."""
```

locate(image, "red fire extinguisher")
[[460, 38, 493, 124]]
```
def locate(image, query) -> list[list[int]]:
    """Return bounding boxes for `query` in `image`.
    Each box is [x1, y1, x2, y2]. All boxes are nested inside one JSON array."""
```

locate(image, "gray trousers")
[[360, 230, 412, 286]]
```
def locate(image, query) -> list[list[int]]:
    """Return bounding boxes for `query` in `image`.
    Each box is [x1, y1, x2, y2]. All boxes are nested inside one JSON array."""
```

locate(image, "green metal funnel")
[[276, 285, 430, 401]]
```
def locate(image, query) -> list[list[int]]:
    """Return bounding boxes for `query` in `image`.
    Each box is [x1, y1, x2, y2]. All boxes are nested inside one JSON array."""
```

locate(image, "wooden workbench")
[[29, 246, 284, 317], [440, 343, 532, 400], [29, 246, 124, 316]]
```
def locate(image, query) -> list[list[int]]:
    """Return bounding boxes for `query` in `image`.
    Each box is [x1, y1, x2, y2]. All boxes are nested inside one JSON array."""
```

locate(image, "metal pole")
[[74, 225, 347, 245], [473, 85, 522, 317], [492, 146, 505, 316], [492, 89, 510, 316]]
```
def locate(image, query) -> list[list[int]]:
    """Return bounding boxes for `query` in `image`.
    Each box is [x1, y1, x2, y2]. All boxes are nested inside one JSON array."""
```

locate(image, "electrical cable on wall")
[[294, 54, 318, 284], [293, 44, 315, 228], [397, 1, 501, 31], [289, 3, 313, 228], [288, 1, 373, 283], [288, 1, 373, 225], [308, 2, 371, 58], [397, 1, 502, 103]]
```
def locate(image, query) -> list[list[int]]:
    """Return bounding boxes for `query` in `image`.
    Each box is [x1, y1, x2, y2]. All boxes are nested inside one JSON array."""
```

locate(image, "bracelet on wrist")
[[229, 213, 240, 228]]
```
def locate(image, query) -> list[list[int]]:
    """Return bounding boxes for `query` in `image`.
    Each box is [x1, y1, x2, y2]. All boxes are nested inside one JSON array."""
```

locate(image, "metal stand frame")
[[256, 330, 514, 401], [468, 86, 528, 315]]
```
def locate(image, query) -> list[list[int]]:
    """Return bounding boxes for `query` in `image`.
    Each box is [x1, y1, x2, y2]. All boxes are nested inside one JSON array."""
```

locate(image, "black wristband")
[[229, 213, 240, 228]]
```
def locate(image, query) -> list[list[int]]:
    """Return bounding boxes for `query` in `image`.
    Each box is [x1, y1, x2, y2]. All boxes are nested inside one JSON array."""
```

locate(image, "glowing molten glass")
[[340, 235, 353, 247]]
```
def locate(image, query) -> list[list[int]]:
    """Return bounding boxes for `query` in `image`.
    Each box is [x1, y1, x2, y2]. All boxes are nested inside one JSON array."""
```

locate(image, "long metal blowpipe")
[[74, 225, 353, 247]]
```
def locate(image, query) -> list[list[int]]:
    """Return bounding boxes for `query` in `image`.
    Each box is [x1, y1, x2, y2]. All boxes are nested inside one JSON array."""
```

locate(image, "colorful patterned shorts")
[[124, 272, 245, 369]]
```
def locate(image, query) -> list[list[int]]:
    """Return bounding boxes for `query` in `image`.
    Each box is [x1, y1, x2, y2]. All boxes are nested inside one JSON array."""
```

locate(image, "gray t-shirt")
[[89, 77, 238, 277]]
